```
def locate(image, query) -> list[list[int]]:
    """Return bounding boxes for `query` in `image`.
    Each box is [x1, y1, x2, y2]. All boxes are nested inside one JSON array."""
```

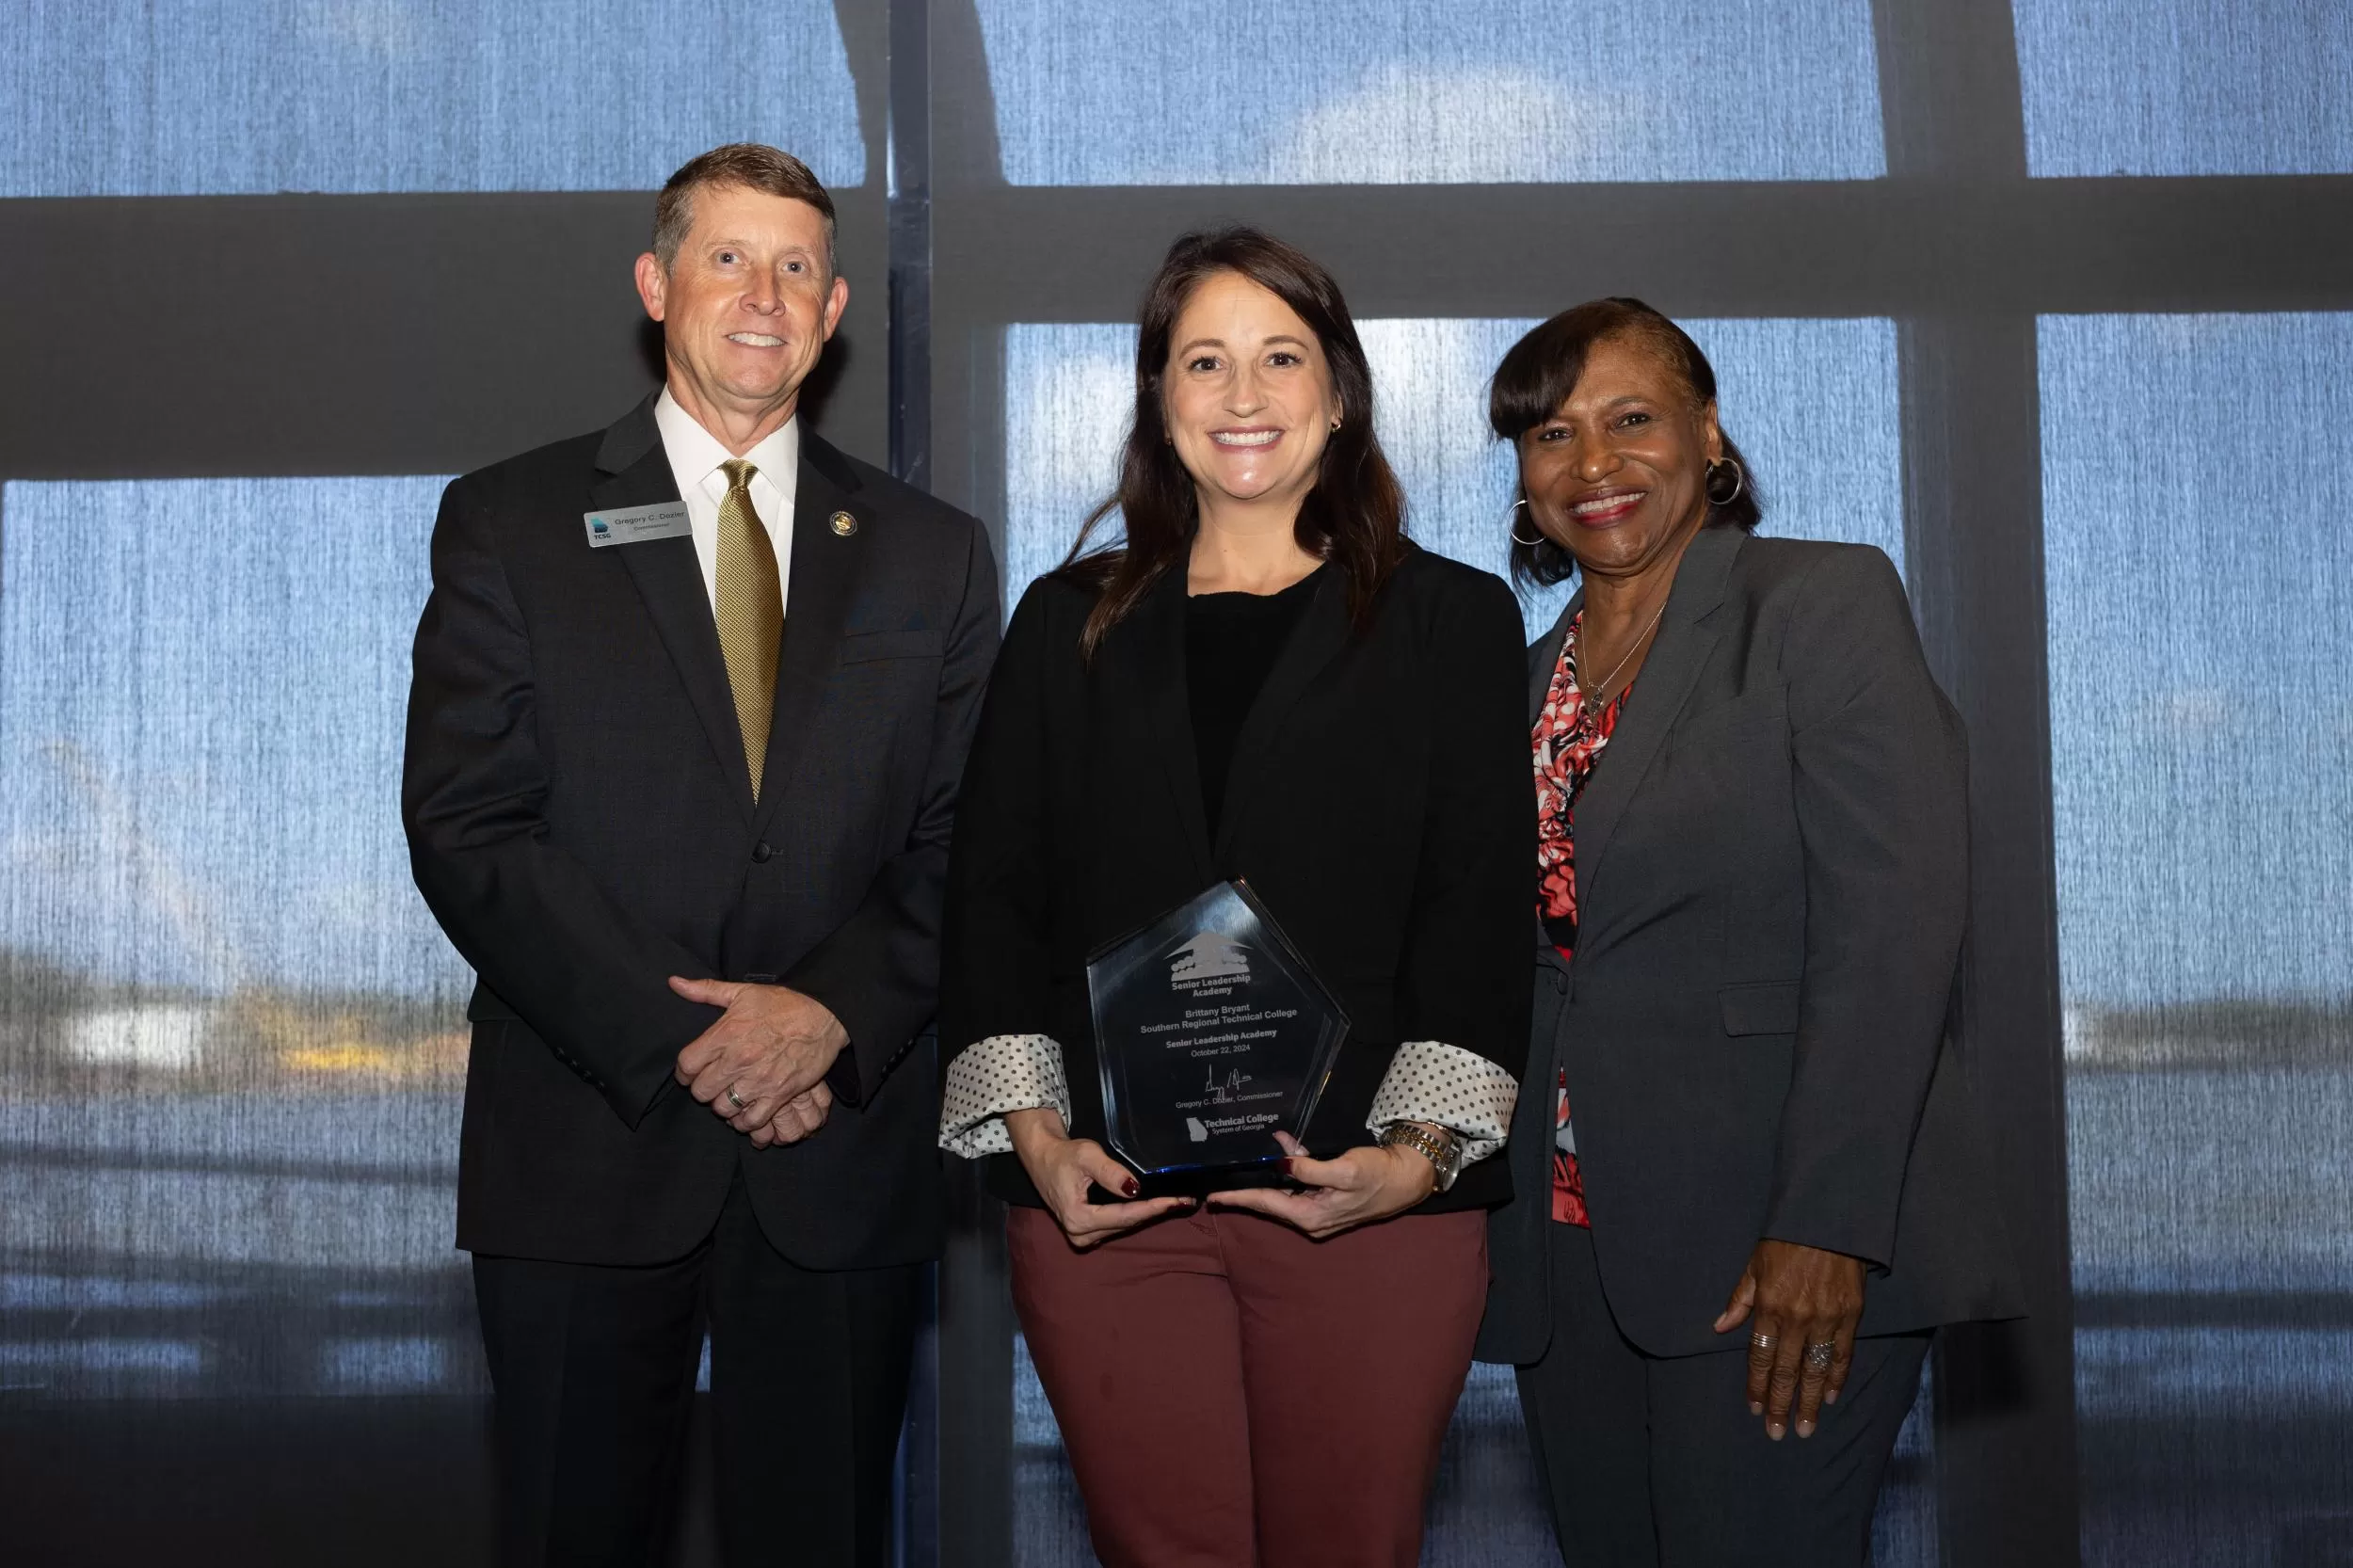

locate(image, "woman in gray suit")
[[1476, 298, 2020, 1566]]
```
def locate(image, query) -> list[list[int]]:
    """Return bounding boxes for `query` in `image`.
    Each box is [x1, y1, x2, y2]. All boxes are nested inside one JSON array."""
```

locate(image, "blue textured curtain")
[[2, 0, 863, 195], [0, 475, 475, 1400], [2014, 0, 2353, 175], [2042, 312, 2353, 1562], [975, 0, 1884, 184]]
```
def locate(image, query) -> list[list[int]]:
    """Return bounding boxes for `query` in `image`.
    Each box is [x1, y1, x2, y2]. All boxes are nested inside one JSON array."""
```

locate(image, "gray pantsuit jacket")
[[1478, 524, 2021, 1365]]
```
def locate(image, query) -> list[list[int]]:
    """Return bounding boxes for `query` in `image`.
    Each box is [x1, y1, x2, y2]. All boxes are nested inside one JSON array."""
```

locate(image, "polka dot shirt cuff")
[[1366, 1041, 1517, 1166], [939, 1033, 1071, 1159]]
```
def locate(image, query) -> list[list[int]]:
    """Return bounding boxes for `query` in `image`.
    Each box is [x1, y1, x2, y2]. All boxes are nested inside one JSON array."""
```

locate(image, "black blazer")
[[1479, 526, 2021, 1362], [941, 546, 1532, 1213], [403, 394, 1000, 1270]]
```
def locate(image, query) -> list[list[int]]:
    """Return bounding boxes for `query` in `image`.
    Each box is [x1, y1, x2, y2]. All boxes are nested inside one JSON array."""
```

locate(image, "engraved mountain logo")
[[1167, 932, 1251, 991]]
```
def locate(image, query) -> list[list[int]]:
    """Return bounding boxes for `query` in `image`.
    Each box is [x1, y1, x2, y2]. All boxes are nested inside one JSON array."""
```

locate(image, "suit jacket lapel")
[[1214, 564, 1350, 865], [749, 434, 867, 842], [592, 397, 756, 823], [1117, 568, 1218, 888], [1567, 526, 1746, 922]]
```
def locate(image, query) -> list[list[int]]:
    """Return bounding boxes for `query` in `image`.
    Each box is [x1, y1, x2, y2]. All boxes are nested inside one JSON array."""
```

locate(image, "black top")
[[940, 546, 1533, 1214], [1186, 568, 1322, 839]]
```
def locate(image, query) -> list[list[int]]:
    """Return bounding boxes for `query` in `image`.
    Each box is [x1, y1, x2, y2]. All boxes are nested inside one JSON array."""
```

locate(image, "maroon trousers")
[[1007, 1203, 1488, 1568]]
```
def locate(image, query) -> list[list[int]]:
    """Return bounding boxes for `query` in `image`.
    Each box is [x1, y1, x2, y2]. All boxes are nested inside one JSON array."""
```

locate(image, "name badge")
[[584, 502, 691, 548]]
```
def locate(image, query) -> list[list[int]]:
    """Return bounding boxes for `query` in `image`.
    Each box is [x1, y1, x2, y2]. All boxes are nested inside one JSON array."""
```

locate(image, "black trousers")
[[1513, 1223, 1928, 1568], [472, 1173, 922, 1568]]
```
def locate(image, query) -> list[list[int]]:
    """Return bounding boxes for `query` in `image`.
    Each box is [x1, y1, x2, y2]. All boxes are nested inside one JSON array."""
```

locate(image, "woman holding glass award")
[[938, 228, 1529, 1567]]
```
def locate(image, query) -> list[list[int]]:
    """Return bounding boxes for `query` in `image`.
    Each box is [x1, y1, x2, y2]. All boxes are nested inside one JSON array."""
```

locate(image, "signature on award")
[[1205, 1064, 1254, 1104]]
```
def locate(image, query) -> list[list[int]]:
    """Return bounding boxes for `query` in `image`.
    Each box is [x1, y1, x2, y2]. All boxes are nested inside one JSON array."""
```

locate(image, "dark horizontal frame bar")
[[4, 173, 2344, 481], [934, 175, 2353, 321], [0, 189, 889, 480]]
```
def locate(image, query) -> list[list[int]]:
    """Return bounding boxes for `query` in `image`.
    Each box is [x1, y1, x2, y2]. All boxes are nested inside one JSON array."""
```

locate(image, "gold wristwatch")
[[1378, 1121, 1465, 1192]]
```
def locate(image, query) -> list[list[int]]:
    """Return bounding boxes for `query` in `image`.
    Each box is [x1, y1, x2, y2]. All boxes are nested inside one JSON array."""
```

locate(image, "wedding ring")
[[725, 1088, 747, 1112], [1805, 1341, 1836, 1368], [1750, 1332, 1777, 1352]]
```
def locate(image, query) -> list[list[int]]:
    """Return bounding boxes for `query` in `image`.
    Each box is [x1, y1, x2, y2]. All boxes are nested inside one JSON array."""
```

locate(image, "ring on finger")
[[1751, 1332, 1777, 1352], [725, 1088, 747, 1112], [1804, 1341, 1836, 1368]]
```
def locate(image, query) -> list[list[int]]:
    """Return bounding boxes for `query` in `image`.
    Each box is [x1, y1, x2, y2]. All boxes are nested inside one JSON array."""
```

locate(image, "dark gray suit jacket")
[[404, 394, 999, 1270], [1479, 525, 2021, 1363]]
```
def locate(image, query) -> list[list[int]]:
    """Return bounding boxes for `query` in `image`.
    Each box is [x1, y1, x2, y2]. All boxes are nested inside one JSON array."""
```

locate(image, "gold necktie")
[[713, 458, 783, 799]]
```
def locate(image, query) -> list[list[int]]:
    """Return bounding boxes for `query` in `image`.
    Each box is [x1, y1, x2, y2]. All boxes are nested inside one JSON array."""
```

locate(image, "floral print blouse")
[[1530, 613, 1631, 1227]]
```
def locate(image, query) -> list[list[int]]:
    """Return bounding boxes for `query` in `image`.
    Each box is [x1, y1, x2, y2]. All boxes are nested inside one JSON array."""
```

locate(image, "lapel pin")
[[829, 510, 858, 537]]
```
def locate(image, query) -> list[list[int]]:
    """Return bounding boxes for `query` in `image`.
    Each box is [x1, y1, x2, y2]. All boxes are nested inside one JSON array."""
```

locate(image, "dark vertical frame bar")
[[1897, 317, 2080, 1568], [834, 7, 941, 1562], [888, 0, 934, 489], [1870, 5, 2083, 1563], [936, 1143, 1015, 1568], [880, 7, 971, 1554], [887, 0, 941, 1536], [877, 5, 957, 1564], [922, 0, 1014, 552], [920, 7, 1016, 1568]]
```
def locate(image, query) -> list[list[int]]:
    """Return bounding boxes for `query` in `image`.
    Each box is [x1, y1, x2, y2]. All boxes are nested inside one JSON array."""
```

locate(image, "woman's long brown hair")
[[1058, 227, 1409, 660]]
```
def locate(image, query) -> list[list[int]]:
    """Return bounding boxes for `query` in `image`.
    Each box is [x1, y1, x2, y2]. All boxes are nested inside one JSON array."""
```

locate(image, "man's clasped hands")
[[667, 976, 845, 1146]]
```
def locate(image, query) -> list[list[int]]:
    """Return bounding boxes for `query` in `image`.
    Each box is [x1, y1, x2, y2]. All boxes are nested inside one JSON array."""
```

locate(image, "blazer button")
[[751, 840, 774, 863]]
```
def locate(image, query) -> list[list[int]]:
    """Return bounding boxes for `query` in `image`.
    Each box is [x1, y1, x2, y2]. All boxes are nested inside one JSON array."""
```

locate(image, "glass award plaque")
[[1087, 880, 1350, 1194]]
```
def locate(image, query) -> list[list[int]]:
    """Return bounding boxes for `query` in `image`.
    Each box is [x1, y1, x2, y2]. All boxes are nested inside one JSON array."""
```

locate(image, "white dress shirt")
[[653, 386, 799, 616]]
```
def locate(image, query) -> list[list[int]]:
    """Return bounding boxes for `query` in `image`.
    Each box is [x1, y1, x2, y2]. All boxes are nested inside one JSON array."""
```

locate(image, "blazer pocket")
[[839, 629, 946, 664], [1720, 979, 1801, 1037], [1671, 687, 1789, 750]]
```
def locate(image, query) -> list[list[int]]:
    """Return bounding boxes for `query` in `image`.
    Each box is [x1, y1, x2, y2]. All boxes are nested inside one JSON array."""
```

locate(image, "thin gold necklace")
[[1577, 593, 1668, 710]]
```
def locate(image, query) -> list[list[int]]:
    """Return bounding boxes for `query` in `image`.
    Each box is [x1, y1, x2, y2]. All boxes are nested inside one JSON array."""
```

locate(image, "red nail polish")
[[1122, 1176, 1141, 1198]]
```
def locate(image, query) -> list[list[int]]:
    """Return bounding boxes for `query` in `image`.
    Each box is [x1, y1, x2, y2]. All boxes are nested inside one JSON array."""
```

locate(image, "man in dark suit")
[[403, 143, 998, 1566]]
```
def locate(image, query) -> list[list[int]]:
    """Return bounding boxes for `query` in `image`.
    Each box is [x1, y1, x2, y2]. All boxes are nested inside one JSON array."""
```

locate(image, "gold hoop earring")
[[1507, 497, 1545, 549]]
